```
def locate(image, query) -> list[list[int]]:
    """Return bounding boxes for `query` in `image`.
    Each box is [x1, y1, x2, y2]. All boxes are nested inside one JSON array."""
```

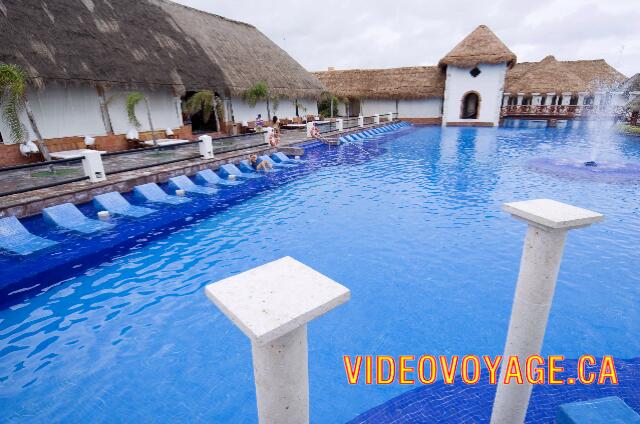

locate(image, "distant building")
[[0, 0, 323, 154], [315, 25, 627, 126]]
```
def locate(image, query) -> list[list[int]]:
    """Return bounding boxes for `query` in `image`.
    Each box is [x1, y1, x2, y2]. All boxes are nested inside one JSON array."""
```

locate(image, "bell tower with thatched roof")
[[439, 25, 516, 127]]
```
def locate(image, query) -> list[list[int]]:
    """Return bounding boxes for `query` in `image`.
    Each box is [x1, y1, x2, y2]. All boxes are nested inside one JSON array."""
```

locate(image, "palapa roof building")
[[0, 0, 325, 99], [438, 25, 517, 69], [316, 27, 625, 101], [313, 66, 445, 100]]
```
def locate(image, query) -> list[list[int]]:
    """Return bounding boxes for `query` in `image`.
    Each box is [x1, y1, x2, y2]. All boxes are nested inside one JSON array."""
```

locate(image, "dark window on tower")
[[0, 130, 4, 144], [470, 67, 481, 77]]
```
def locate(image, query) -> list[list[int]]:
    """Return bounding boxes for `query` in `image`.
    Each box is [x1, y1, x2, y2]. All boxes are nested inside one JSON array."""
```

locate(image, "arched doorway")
[[460, 92, 480, 119]]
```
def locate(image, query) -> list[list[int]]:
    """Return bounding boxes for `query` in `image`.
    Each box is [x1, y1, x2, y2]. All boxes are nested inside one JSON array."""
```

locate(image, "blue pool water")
[[1, 124, 639, 423]]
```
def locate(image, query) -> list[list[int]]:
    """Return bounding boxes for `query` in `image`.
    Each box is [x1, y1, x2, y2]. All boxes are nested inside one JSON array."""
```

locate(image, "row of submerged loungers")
[[0, 152, 305, 257], [0, 122, 412, 257], [338, 122, 411, 143]]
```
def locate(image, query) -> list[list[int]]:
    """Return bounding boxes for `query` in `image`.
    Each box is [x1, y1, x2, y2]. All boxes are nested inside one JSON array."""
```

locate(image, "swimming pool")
[[1, 124, 639, 422]]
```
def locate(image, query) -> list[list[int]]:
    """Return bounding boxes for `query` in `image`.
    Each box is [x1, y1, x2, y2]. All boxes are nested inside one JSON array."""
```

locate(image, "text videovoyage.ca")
[[343, 355, 618, 385]]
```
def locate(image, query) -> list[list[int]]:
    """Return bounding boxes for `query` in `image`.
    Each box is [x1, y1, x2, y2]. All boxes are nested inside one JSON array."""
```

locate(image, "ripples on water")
[[0, 125, 639, 423]]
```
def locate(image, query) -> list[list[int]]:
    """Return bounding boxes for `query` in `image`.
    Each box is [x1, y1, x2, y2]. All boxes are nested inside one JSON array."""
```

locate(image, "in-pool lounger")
[[43, 203, 114, 234], [195, 169, 243, 186], [168, 175, 218, 195], [259, 155, 295, 168], [271, 152, 306, 164], [0, 216, 58, 256], [239, 160, 281, 173], [94, 192, 156, 218], [218, 163, 263, 179], [133, 183, 191, 205]]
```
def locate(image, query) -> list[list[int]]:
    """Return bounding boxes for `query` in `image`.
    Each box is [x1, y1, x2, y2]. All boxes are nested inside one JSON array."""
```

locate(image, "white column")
[[531, 93, 542, 106], [336, 118, 343, 132], [490, 199, 604, 424], [306, 122, 314, 137], [387, 112, 393, 122], [545, 93, 555, 106], [358, 115, 364, 127], [198, 135, 214, 159], [502, 94, 510, 107], [374, 114, 380, 124], [205, 257, 350, 424], [577, 92, 588, 105], [82, 150, 106, 182], [561, 92, 572, 106], [516, 93, 524, 106]]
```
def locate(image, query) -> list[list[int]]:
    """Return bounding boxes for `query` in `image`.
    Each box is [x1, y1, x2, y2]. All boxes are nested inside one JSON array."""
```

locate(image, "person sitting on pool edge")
[[249, 153, 272, 171]]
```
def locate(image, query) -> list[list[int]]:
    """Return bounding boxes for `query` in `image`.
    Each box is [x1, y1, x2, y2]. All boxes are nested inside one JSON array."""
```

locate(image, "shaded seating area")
[[134, 183, 192, 205], [43, 203, 114, 234], [93, 192, 157, 218], [0, 216, 58, 256]]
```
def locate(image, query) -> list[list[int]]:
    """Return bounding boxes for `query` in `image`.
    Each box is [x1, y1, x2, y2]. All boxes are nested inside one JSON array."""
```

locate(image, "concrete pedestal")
[[205, 257, 350, 424], [358, 116, 364, 127], [82, 150, 106, 182], [490, 199, 604, 424], [252, 326, 309, 423], [198, 135, 214, 159], [336, 118, 343, 132]]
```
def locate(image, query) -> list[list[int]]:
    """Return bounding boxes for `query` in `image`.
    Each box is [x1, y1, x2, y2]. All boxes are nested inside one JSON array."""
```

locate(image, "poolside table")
[[50, 149, 106, 159]]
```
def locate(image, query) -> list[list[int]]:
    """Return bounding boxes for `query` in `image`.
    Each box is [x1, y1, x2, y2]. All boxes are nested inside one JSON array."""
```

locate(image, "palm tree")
[[0, 63, 52, 160], [185, 90, 223, 132], [243, 82, 279, 121], [126, 91, 157, 146]]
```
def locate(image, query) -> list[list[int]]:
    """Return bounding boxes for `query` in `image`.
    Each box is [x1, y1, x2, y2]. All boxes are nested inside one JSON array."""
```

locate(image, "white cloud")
[[173, 0, 640, 76]]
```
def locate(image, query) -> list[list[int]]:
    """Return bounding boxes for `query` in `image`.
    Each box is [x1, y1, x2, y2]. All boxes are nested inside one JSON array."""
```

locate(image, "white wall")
[[442, 63, 507, 126], [0, 83, 107, 143], [398, 98, 443, 118], [107, 88, 182, 134], [229, 97, 318, 123], [361, 99, 397, 116], [274, 98, 318, 120], [229, 96, 268, 124]]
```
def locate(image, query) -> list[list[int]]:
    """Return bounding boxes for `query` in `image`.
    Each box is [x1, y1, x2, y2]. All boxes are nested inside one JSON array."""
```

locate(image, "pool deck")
[[0, 123, 393, 218]]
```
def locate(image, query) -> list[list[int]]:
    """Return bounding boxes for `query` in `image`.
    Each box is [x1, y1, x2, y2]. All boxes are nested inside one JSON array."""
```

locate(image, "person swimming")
[[249, 153, 272, 171]]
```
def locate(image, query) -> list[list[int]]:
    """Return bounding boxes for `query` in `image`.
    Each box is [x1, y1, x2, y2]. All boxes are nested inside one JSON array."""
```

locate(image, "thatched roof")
[[438, 25, 516, 69], [619, 73, 640, 93], [0, 0, 324, 98], [505, 56, 626, 94], [313, 66, 445, 99]]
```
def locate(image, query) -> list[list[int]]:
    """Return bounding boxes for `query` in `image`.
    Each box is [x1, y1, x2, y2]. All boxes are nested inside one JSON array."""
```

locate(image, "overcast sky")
[[174, 0, 639, 77]]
